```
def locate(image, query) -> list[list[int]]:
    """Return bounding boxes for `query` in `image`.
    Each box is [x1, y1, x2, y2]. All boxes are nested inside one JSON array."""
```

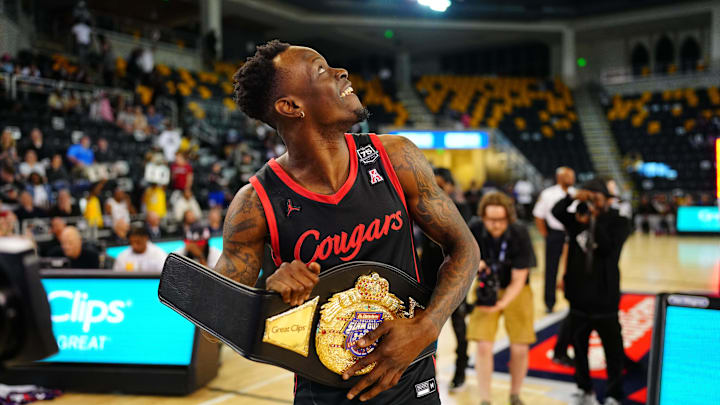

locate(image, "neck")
[[276, 122, 351, 194]]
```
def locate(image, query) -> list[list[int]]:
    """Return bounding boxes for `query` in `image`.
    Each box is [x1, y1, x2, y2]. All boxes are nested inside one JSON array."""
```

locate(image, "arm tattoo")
[[213, 186, 266, 286], [388, 137, 480, 333]]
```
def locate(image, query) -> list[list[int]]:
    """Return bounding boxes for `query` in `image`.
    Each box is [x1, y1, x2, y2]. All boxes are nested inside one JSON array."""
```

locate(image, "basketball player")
[[215, 40, 480, 404]]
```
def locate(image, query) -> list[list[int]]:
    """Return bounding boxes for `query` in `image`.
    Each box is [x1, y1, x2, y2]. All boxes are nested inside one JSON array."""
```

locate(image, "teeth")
[[341, 87, 354, 97]]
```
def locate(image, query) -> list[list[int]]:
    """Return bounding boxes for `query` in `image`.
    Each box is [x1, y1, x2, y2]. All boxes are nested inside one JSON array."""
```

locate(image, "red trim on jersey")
[[432, 355, 436, 370], [267, 135, 358, 205], [369, 134, 420, 283], [249, 176, 282, 266]]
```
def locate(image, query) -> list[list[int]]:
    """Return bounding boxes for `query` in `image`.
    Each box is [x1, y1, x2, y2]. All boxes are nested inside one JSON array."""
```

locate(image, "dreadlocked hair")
[[232, 39, 291, 128]]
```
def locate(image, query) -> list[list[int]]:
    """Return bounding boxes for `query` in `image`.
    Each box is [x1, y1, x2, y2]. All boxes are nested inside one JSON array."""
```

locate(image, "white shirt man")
[[113, 227, 167, 273], [533, 183, 575, 232], [72, 23, 92, 45]]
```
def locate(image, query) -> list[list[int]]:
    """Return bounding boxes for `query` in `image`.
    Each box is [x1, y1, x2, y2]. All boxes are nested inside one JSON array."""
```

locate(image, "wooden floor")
[[49, 233, 720, 405]]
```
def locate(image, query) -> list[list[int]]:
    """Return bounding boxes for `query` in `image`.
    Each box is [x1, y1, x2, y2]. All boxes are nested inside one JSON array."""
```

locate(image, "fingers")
[[355, 321, 391, 349], [359, 371, 399, 402], [345, 361, 382, 400], [342, 350, 380, 380], [266, 260, 322, 306]]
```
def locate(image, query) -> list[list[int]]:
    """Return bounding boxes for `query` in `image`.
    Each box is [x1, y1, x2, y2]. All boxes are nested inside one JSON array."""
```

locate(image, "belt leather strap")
[[158, 253, 436, 388]]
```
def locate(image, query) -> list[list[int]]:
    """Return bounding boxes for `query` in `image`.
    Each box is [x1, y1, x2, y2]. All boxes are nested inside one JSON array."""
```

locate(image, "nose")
[[335, 67, 348, 80]]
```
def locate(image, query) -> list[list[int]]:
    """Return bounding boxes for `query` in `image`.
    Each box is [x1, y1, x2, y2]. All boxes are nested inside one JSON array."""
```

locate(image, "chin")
[[353, 107, 370, 123]]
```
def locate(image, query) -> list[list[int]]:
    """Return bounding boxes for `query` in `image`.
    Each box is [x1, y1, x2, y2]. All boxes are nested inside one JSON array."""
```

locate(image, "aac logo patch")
[[343, 311, 383, 357], [414, 378, 436, 398], [368, 169, 384, 185], [357, 144, 379, 165]]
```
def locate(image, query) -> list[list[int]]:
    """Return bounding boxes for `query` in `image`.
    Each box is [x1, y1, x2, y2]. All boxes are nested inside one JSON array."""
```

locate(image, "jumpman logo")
[[286, 199, 302, 217]]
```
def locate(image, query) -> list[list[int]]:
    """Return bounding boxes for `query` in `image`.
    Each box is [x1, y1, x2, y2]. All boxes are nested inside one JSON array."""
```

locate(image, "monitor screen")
[[658, 305, 720, 404], [40, 278, 196, 366], [676, 206, 720, 233], [105, 236, 223, 259]]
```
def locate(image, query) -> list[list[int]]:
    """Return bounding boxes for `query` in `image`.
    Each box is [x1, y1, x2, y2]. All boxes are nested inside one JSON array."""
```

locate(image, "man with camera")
[[467, 192, 536, 405], [551, 179, 630, 405]]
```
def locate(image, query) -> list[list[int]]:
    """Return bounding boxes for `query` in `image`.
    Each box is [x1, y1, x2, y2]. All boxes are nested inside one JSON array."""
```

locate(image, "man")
[[66, 136, 94, 168], [177, 213, 219, 267], [113, 226, 167, 272], [170, 152, 193, 192], [21, 128, 50, 162], [208, 207, 223, 237], [420, 167, 471, 391], [52, 226, 100, 269], [145, 211, 163, 240], [14, 191, 47, 223], [552, 179, 630, 405], [38, 217, 66, 257], [533, 166, 574, 313], [212, 40, 479, 404], [109, 218, 130, 245], [467, 192, 536, 405], [173, 187, 202, 222], [48, 189, 81, 218]]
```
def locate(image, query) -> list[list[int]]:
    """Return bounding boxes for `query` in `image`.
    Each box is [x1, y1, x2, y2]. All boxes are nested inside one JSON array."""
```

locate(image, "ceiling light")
[[418, 0, 451, 13]]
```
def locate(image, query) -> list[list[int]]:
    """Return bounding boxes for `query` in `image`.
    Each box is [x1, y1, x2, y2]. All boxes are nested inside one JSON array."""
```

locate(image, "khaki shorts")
[[467, 285, 536, 344]]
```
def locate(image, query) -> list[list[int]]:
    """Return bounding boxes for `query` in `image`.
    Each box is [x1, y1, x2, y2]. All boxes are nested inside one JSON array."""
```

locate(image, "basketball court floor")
[[50, 233, 720, 405]]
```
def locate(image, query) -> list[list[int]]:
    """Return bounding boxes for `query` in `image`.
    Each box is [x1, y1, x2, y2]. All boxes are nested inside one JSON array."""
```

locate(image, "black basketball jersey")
[[249, 133, 421, 284], [249, 133, 439, 405]]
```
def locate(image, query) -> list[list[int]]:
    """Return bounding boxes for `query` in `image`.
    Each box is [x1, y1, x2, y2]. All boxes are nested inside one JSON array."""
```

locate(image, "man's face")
[[273, 46, 367, 130], [129, 235, 148, 254], [61, 232, 82, 259], [51, 218, 65, 237], [482, 205, 509, 239], [81, 137, 90, 148], [557, 169, 575, 188]]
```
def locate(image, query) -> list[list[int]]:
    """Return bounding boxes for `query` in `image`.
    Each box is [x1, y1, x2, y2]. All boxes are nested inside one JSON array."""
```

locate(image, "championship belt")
[[158, 253, 436, 388]]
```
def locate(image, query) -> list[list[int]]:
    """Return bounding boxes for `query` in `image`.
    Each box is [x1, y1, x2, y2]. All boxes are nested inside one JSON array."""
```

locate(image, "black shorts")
[[293, 356, 440, 405]]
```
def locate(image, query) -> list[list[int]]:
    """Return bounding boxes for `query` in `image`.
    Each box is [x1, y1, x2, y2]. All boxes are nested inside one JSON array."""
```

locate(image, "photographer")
[[551, 179, 630, 405], [467, 192, 536, 405]]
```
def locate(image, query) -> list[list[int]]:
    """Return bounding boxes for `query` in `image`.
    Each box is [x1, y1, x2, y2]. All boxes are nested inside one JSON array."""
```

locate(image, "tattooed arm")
[[343, 135, 480, 401], [213, 184, 266, 285]]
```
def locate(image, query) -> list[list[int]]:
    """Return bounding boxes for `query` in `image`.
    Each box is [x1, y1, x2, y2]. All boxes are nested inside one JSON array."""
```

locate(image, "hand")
[[342, 316, 437, 402], [575, 190, 592, 202], [557, 278, 565, 292], [477, 301, 506, 313], [266, 260, 321, 306], [477, 260, 490, 276]]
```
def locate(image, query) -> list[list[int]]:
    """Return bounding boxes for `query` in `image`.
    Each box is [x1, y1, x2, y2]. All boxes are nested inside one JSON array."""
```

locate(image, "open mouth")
[[340, 86, 354, 98]]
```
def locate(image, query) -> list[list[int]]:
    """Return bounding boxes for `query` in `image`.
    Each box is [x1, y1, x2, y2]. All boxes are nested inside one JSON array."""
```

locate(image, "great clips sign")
[[40, 278, 195, 366]]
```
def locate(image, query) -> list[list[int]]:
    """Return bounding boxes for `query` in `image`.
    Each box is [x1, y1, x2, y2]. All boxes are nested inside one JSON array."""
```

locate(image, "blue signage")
[[390, 131, 489, 149], [106, 237, 223, 259], [40, 278, 196, 365], [676, 206, 720, 233]]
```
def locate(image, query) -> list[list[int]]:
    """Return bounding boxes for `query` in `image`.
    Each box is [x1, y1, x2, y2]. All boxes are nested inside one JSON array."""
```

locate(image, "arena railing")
[[600, 61, 720, 86], [490, 129, 545, 191], [9, 74, 134, 103]]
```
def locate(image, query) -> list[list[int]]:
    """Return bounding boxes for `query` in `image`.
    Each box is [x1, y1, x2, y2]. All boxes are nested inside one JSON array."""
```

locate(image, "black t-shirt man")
[[49, 244, 101, 269], [468, 218, 535, 289]]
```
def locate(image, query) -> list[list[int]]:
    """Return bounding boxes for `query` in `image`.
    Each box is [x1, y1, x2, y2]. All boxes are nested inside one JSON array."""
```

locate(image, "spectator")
[[116, 105, 135, 134], [22, 128, 50, 162], [47, 91, 65, 112], [94, 138, 112, 163], [138, 47, 155, 79], [89, 92, 114, 123], [18, 149, 46, 179], [105, 187, 134, 226], [635, 194, 659, 233], [208, 207, 223, 236], [14, 191, 47, 222], [142, 183, 167, 219], [145, 211, 163, 240], [132, 106, 149, 138], [207, 162, 228, 207], [467, 192, 536, 405], [97, 34, 115, 87], [0, 207, 18, 237], [177, 213, 218, 267], [513, 179, 534, 221], [156, 122, 182, 162], [26, 172, 52, 209], [551, 179, 630, 405], [170, 152, 193, 191], [0, 162, 21, 205], [652, 194, 675, 234], [113, 226, 167, 272], [173, 187, 202, 223], [49, 189, 81, 217], [146, 105, 164, 133], [109, 218, 130, 245], [66, 136, 94, 167], [47, 154, 69, 188], [464, 180, 482, 216], [38, 217, 66, 257], [0, 128, 18, 163], [699, 193, 715, 206], [53, 226, 100, 268], [71, 19, 92, 63]]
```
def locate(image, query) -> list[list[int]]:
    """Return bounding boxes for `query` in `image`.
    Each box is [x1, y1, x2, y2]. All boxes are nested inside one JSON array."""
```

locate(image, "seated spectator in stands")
[[170, 152, 193, 192], [157, 122, 182, 162], [22, 128, 50, 162], [94, 138, 112, 163], [0, 207, 18, 237], [38, 217, 66, 257], [14, 191, 47, 223], [52, 226, 100, 269], [66, 136, 94, 168], [18, 149, 46, 179], [699, 193, 715, 206], [113, 226, 167, 273], [109, 218, 130, 245], [89, 92, 114, 123], [208, 207, 223, 237], [142, 183, 167, 219], [0, 161, 21, 206], [49, 189, 81, 217], [145, 211, 163, 240], [635, 194, 659, 234], [173, 187, 202, 223], [47, 91, 65, 112], [116, 105, 135, 134], [105, 187, 133, 226], [0, 128, 18, 163], [84, 180, 105, 228], [146, 105, 164, 134], [71, 19, 92, 63], [1, 54, 12, 74], [177, 216, 219, 267], [207, 162, 228, 207], [652, 194, 675, 234], [26, 172, 52, 210], [47, 154, 69, 189], [132, 106, 149, 138]]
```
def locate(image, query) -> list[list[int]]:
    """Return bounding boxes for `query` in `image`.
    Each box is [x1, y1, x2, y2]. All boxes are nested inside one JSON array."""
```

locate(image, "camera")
[[0, 237, 58, 367], [475, 263, 500, 307]]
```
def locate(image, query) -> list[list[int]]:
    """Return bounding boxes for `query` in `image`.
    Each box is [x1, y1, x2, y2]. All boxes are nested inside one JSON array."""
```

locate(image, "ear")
[[274, 97, 303, 119]]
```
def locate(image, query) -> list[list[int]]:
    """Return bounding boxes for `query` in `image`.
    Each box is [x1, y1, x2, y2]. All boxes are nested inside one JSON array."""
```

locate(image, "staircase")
[[574, 86, 632, 196], [396, 86, 435, 129]]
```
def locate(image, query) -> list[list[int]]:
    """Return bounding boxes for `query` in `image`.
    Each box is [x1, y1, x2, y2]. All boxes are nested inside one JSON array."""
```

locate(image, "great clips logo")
[[293, 210, 404, 262], [49, 290, 130, 333]]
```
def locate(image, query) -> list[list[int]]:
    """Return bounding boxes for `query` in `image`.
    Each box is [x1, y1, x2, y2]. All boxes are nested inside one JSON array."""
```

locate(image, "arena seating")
[[416, 75, 594, 177], [603, 87, 719, 192]]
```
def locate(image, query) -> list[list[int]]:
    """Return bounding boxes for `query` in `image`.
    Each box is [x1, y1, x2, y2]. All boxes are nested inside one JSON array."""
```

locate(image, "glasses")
[[483, 217, 508, 224]]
